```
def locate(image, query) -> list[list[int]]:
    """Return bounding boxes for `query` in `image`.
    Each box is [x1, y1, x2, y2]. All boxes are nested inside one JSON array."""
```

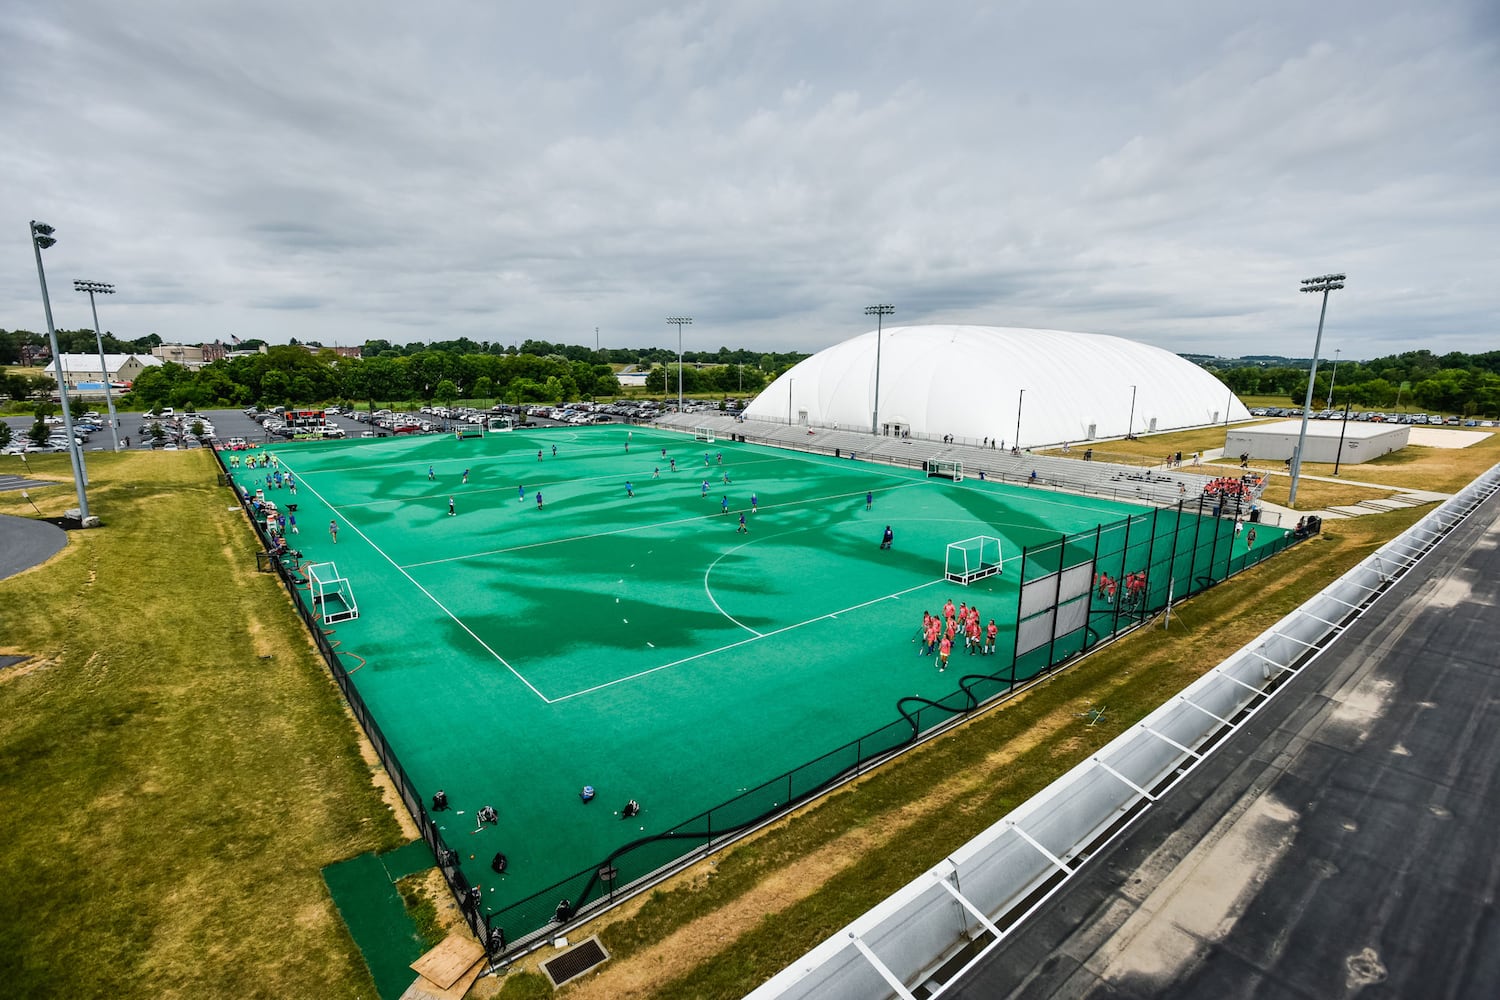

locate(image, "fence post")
[[1140, 506, 1161, 621], [1045, 532, 1068, 667]]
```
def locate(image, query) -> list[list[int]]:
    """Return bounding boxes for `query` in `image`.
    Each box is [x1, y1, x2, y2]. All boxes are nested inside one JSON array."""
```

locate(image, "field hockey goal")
[[928, 459, 963, 482], [305, 561, 360, 623], [945, 535, 1003, 584], [455, 423, 484, 440], [694, 426, 716, 443]]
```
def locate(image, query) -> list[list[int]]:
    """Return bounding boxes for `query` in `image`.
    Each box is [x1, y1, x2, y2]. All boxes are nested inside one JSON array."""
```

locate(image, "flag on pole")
[[230, 335, 242, 345]]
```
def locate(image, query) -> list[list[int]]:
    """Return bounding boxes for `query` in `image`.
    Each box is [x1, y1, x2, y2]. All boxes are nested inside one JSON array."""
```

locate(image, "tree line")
[[1203, 349, 1500, 416], [0, 330, 806, 412], [6, 325, 1494, 416]]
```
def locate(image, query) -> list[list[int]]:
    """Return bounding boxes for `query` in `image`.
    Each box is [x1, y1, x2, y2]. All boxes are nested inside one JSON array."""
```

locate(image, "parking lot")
[[1248, 406, 1494, 428], [2, 397, 741, 457]]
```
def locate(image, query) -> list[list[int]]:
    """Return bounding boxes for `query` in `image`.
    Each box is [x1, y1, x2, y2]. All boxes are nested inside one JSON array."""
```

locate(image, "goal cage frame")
[[305, 561, 360, 623], [454, 423, 485, 439], [693, 426, 716, 444], [945, 535, 1003, 585], [928, 459, 963, 482]]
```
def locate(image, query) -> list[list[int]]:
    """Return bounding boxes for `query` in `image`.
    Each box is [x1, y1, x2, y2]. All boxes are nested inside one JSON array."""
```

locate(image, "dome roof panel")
[[745, 325, 1248, 445]]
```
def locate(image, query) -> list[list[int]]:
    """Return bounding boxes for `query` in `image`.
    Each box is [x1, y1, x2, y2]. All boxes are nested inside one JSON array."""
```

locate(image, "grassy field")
[[1, 437, 1491, 1000], [0, 450, 408, 999]]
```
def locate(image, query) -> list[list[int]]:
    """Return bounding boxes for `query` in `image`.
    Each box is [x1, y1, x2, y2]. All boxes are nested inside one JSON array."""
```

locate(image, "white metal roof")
[[45, 353, 162, 375], [743, 325, 1249, 447]]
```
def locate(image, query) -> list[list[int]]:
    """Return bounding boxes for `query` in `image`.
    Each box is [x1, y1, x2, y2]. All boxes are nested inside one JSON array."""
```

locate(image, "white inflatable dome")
[[744, 325, 1248, 447]]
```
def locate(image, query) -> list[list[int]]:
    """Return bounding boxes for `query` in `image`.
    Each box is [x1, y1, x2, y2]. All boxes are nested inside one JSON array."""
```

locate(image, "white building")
[[45, 353, 162, 389], [1225, 419, 1410, 465], [743, 325, 1249, 446]]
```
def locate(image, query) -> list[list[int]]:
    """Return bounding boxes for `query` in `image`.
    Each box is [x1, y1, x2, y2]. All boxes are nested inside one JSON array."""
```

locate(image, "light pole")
[[1289, 273, 1345, 508], [787, 377, 794, 425], [667, 316, 692, 414], [865, 304, 894, 435], [1326, 348, 1341, 410], [74, 280, 122, 451], [29, 221, 90, 521], [1333, 399, 1352, 476], [1014, 388, 1025, 451], [1126, 384, 1137, 439]]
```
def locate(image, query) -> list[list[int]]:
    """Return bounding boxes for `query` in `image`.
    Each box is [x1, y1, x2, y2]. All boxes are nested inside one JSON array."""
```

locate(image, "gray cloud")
[[4, 0, 1495, 358]]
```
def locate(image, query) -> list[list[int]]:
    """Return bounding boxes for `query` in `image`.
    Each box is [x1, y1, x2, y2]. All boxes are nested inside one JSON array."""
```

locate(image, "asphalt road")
[[948, 489, 1500, 999]]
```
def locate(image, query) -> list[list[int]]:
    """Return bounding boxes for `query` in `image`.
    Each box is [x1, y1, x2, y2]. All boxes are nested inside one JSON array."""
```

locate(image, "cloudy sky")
[[3, 1, 1496, 359]]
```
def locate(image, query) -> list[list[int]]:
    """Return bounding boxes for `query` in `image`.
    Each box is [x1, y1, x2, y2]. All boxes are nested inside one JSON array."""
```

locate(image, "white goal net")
[[945, 536, 1003, 584], [694, 426, 716, 443], [928, 459, 963, 482], [305, 561, 360, 623]]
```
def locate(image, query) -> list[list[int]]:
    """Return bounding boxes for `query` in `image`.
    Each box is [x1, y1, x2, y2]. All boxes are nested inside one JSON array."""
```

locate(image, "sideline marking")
[[548, 576, 950, 704], [277, 457, 552, 704]]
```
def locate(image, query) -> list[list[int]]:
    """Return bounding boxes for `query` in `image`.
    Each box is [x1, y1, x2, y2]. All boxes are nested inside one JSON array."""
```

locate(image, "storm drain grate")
[[541, 936, 610, 988]]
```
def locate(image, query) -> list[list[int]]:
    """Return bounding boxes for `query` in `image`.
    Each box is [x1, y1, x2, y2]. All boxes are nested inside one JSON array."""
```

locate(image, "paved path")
[[0, 513, 67, 580]]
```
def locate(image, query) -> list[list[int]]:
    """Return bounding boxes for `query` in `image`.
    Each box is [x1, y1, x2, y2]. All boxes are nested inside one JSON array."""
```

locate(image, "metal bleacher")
[[659, 411, 1229, 509]]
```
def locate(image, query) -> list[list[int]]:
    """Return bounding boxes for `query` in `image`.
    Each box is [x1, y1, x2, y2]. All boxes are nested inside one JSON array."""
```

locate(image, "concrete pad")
[[1407, 427, 1490, 448]]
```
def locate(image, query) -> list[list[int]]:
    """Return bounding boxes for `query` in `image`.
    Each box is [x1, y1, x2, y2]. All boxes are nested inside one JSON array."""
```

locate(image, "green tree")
[[362, 357, 409, 406], [260, 369, 291, 405], [434, 379, 459, 407], [28, 419, 50, 447], [472, 376, 493, 400], [0, 422, 9, 450]]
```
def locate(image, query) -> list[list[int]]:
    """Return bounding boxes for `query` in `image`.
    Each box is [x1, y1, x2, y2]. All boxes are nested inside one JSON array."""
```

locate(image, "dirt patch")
[[348, 711, 422, 841]]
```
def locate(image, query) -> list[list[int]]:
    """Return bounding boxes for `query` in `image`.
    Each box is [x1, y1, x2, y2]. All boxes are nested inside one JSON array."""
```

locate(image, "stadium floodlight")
[[1326, 348, 1341, 410], [667, 317, 692, 414], [865, 304, 894, 435], [1289, 273, 1345, 507], [29, 221, 91, 522], [74, 279, 122, 451]]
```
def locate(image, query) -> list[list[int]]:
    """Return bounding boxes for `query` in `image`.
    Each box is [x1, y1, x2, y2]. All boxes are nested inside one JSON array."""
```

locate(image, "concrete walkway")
[[1172, 450, 1449, 524], [661, 417, 1449, 528]]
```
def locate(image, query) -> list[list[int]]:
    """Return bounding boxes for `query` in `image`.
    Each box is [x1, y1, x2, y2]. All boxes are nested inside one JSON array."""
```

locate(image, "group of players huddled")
[[917, 599, 999, 671], [1094, 570, 1148, 610]]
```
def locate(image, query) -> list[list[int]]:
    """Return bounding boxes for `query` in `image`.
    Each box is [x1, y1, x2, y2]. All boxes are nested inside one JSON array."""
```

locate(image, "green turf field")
[[239, 424, 1283, 943]]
